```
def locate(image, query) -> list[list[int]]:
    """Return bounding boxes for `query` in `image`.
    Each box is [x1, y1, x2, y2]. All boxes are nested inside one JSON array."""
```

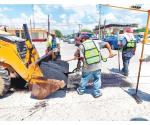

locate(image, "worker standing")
[[118, 27, 136, 76], [46, 30, 61, 60], [75, 35, 102, 98]]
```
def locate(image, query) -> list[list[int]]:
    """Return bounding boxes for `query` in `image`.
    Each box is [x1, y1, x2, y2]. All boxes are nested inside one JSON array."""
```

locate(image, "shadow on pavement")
[[101, 72, 132, 88], [67, 68, 133, 91], [109, 68, 121, 74], [130, 117, 149, 121], [121, 88, 150, 102], [45, 90, 66, 99]]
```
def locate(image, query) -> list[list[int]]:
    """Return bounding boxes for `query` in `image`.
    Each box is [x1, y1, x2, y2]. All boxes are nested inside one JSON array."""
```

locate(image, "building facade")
[[93, 23, 138, 36], [7, 28, 48, 42]]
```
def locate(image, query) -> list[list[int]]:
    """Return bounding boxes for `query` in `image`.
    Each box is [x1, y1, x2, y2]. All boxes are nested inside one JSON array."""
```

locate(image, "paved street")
[[0, 41, 150, 121]]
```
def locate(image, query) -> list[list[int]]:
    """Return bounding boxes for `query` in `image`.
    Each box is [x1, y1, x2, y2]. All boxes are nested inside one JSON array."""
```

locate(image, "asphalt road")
[[0, 41, 150, 121]]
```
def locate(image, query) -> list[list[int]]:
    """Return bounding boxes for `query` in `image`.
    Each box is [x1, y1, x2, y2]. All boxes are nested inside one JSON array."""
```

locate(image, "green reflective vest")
[[126, 40, 136, 48], [82, 40, 100, 65]]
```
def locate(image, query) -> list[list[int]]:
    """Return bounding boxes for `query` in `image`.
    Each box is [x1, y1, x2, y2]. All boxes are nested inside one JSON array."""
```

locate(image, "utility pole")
[[32, 4, 35, 29], [103, 18, 106, 38], [30, 18, 32, 39], [78, 24, 82, 32], [98, 4, 102, 39], [73, 29, 75, 37], [48, 14, 50, 34]]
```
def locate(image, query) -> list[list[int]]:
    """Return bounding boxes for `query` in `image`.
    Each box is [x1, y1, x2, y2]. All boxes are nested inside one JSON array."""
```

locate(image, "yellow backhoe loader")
[[0, 24, 69, 99]]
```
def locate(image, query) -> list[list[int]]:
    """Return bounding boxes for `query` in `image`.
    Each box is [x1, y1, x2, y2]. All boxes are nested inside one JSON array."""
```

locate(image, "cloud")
[[60, 14, 67, 19], [33, 5, 48, 23], [0, 4, 148, 35], [104, 13, 117, 21], [59, 4, 99, 33], [0, 7, 12, 12]]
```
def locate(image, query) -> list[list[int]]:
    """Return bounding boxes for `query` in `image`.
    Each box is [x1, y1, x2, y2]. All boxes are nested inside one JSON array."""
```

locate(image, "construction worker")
[[75, 35, 102, 98], [45, 30, 61, 60], [118, 27, 136, 76]]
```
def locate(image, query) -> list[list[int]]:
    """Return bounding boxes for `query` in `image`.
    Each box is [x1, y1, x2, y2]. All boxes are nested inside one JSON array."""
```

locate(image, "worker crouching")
[[75, 35, 102, 98], [45, 30, 61, 61]]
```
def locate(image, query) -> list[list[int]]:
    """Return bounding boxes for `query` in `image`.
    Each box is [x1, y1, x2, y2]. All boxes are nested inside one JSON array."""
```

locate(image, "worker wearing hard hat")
[[118, 27, 136, 76], [46, 30, 61, 60]]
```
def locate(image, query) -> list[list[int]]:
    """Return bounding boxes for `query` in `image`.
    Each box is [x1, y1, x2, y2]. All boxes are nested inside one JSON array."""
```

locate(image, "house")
[[93, 23, 138, 36], [7, 28, 48, 42]]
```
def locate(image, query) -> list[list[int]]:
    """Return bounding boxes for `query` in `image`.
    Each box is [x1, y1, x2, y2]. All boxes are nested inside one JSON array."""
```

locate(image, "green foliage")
[[135, 28, 150, 33], [80, 29, 93, 33], [54, 29, 63, 38]]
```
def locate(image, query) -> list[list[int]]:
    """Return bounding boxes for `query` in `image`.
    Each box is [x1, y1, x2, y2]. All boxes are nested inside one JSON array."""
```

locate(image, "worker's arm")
[[45, 36, 52, 54], [139, 56, 150, 62], [118, 37, 126, 47], [99, 40, 117, 58], [64, 48, 84, 62], [56, 38, 61, 52]]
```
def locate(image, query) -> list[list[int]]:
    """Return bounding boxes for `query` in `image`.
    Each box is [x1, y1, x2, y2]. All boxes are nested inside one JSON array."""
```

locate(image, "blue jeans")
[[78, 70, 101, 96], [122, 56, 131, 75]]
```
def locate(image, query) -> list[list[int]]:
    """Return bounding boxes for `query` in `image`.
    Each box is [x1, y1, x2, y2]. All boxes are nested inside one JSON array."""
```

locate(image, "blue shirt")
[[119, 35, 136, 58]]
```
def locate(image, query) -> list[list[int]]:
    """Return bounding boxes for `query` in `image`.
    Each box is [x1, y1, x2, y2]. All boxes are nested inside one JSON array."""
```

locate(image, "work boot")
[[121, 69, 128, 76], [93, 92, 102, 98], [77, 88, 84, 95]]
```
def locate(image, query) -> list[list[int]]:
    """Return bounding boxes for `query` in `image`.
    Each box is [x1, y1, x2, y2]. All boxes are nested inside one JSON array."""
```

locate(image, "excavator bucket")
[[29, 77, 65, 99]]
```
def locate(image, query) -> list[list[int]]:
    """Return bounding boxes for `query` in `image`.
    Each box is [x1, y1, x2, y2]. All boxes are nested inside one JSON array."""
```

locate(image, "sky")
[[0, 4, 149, 35]]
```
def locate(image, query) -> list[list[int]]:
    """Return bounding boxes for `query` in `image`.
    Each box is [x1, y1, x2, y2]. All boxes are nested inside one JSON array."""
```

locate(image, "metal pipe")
[[103, 4, 148, 13], [135, 10, 150, 94]]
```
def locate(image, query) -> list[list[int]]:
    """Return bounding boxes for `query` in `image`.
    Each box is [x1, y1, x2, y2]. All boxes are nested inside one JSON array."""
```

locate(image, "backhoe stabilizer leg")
[[29, 77, 65, 99]]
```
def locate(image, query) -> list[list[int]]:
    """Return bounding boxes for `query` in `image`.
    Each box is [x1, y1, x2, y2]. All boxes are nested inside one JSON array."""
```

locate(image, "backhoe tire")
[[40, 62, 68, 85], [0, 67, 11, 97], [11, 77, 27, 89]]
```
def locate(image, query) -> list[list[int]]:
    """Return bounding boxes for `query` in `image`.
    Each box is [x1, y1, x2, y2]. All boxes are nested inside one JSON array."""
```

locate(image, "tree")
[[54, 29, 63, 38], [135, 28, 150, 34], [80, 29, 93, 33]]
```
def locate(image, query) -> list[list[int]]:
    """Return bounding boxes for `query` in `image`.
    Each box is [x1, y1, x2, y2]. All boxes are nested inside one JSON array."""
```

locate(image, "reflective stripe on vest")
[[126, 40, 136, 48], [123, 33, 136, 49], [82, 40, 100, 65]]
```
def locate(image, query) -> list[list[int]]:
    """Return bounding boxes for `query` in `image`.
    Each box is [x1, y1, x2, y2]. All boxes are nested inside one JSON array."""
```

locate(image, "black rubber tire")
[[11, 77, 27, 89], [0, 67, 11, 96], [40, 62, 68, 84]]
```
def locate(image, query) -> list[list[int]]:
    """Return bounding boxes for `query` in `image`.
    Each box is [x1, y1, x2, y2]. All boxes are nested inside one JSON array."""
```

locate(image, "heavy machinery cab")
[[0, 34, 25, 43], [0, 34, 27, 60]]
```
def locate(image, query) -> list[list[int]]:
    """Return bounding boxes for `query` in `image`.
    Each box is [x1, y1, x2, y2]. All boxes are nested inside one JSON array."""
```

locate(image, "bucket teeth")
[[30, 78, 65, 100]]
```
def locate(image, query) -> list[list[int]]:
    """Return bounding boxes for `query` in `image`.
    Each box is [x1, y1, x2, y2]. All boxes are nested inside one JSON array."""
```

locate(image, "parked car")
[[67, 36, 75, 44], [75, 32, 98, 46], [102, 36, 119, 50], [134, 35, 142, 43], [103, 34, 141, 50]]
